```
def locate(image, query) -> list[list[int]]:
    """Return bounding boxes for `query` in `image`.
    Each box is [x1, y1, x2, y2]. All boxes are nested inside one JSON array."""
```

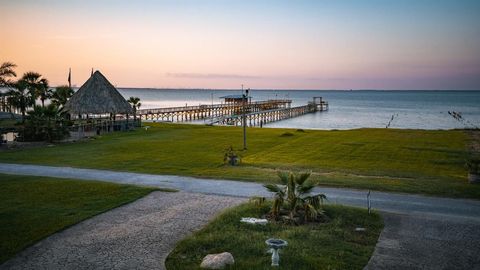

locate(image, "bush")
[[223, 146, 241, 166], [19, 105, 70, 142], [258, 171, 327, 225]]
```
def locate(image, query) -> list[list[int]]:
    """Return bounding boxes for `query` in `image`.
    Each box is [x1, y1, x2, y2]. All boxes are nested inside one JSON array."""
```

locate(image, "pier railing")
[[137, 99, 291, 115], [137, 97, 327, 125]]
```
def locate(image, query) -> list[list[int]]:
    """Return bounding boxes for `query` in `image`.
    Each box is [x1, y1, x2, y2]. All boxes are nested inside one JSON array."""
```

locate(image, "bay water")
[[117, 89, 480, 130]]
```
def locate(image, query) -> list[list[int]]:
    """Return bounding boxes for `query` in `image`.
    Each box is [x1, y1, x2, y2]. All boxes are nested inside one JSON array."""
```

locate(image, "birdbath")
[[265, 238, 288, 267]]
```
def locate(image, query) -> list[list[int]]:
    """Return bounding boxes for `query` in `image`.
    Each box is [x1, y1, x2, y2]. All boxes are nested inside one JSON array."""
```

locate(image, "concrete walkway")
[[0, 192, 245, 270], [1, 163, 480, 269], [365, 212, 480, 270]]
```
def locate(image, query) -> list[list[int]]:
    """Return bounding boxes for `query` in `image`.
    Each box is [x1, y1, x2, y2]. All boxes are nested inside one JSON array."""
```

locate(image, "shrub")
[[223, 146, 241, 166], [19, 105, 70, 142], [260, 171, 327, 225]]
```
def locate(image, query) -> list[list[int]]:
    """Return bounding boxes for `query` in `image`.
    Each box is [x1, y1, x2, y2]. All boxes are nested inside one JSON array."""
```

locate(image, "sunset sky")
[[1, 0, 479, 90]]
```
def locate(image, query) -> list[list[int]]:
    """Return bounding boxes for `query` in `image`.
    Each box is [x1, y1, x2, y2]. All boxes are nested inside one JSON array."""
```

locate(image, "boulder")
[[200, 252, 234, 269]]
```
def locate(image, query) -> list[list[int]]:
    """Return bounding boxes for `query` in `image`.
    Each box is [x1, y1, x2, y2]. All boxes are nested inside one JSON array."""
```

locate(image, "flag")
[[68, 68, 71, 88]]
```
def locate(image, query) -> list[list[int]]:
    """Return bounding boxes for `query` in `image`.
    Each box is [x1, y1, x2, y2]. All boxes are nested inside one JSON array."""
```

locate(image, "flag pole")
[[68, 68, 71, 88]]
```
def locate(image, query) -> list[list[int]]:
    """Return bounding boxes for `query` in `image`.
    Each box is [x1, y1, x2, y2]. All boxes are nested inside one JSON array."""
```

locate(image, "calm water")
[[117, 89, 480, 130]]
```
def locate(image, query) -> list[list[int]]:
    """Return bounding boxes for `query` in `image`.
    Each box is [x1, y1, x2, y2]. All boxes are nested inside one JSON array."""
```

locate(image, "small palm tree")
[[128, 96, 141, 121], [51, 85, 74, 108], [264, 171, 326, 224], [7, 80, 35, 123], [0, 62, 17, 87]]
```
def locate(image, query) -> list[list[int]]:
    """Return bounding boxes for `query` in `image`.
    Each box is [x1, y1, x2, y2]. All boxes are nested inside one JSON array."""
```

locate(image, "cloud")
[[166, 72, 262, 79], [48, 33, 118, 40]]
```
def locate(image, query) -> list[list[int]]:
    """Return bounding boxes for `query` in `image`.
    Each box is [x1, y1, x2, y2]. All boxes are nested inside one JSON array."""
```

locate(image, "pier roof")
[[64, 71, 133, 115], [219, 94, 251, 99]]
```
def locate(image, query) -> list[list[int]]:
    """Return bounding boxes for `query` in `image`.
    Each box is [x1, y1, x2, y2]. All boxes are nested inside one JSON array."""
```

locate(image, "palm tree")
[[264, 171, 326, 224], [51, 85, 74, 108], [0, 62, 17, 113], [7, 80, 35, 123], [20, 71, 44, 102], [127, 96, 141, 122], [38, 78, 52, 107], [0, 62, 17, 87]]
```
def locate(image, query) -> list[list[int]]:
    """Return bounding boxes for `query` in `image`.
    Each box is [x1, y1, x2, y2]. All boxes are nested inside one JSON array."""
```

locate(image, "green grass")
[[0, 123, 478, 198], [0, 174, 159, 263], [165, 202, 383, 269]]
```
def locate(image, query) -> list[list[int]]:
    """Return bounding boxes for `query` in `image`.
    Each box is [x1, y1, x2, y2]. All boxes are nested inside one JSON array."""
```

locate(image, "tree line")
[[1, 62, 74, 122], [0, 62, 74, 142]]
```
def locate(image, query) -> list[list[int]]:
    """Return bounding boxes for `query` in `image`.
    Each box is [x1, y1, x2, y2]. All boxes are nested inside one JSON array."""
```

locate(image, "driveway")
[[0, 192, 245, 270]]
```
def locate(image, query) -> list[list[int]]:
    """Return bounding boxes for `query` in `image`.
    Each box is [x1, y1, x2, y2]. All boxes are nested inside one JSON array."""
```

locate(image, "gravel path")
[[0, 192, 246, 270]]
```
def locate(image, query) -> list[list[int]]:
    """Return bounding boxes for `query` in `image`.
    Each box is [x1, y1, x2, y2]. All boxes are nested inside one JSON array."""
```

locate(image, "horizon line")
[[114, 87, 480, 91]]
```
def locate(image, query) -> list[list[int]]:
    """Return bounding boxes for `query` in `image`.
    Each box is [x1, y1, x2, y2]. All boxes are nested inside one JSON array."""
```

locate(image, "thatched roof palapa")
[[64, 71, 133, 115]]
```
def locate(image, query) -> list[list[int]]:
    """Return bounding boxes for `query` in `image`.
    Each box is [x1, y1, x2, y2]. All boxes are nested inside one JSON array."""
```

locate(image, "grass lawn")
[[0, 174, 159, 264], [165, 202, 383, 269], [0, 123, 478, 198]]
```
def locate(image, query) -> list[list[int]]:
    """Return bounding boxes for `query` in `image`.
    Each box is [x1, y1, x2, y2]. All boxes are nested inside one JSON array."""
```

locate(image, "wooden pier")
[[137, 99, 292, 121], [209, 97, 328, 126], [137, 97, 328, 126]]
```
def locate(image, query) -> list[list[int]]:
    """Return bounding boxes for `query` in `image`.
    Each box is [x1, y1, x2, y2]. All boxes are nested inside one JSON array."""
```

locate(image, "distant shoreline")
[[2, 87, 479, 92], [115, 88, 480, 92]]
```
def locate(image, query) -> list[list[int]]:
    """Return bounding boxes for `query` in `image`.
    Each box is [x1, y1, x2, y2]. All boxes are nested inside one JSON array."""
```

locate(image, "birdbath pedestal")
[[265, 238, 288, 267]]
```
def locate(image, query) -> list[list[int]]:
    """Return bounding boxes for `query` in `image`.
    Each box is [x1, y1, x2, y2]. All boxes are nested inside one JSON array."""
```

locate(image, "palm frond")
[[277, 171, 289, 185], [305, 194, 327, 206], [264, 184, 282, 194], [0, 62, 17, 79], [297, 182, 315, 194], [295, 171, 311, 185], [305, 203, 318, 220]]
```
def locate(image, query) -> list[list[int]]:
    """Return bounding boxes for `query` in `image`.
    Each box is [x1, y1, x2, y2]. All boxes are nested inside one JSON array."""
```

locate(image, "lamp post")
[[243, 88, 249, 150]]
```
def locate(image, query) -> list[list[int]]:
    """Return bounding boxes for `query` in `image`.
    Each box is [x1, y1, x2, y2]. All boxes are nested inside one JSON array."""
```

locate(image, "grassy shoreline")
[[0, 174, 158, 263], [1, 123, 478, 199]]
